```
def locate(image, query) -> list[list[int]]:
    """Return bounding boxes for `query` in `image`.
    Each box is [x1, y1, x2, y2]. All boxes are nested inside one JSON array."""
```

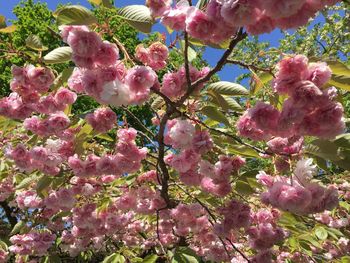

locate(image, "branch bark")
[[0, 201, 17, 227]]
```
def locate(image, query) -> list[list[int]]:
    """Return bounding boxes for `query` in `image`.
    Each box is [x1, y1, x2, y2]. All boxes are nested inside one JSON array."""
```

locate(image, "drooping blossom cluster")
[[9, 231, 56, 256], [257, 159, 339, 215], [146, 0, 340, 45], [160, 65, 209, 100], [68, 128, 147, 177], [136, 42, 169, 71], [85, 107, 117, 133], [63, 26, 158, 105], [237, 55, 345, 141], [6, 134, 75, 176], [164, 118, 245, 196], [247, 209, 286, 258]]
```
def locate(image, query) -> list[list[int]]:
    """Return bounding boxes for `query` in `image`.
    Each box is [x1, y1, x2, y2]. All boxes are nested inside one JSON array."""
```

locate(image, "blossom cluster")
[[136, 42, 169, 71], [0, 65, 60, 120], [68, 128, 147, 177], [257, 159, 339, 215], [6, 138, 74, 176], [63, 26, 158, 106], [164, 118, 245, 195], [237, 55, 345, 141], [160, 65, 209, 100], [85, 107, 117, 133], [9, 231, 56, 256], [147, 0, 340, 44]]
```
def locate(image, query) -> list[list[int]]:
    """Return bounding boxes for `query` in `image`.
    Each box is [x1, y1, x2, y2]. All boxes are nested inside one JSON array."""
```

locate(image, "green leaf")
[[235, 180, 254, 195], [329, 74, 350, 91], [341, 256, 350, 263], [224, 96, 243, 111], [207, 81, 249, 96], [227, 144, 260, 158], [0, 25, 17, 33], [89, 0, 113, 8], [43, 47, 72, 64], [179, 40, 197, 62], [201, 105, 230, 126], [16, 175, 37, 190], [117, 5, 154, 34], [151, 96, 164, 110], [36, 176, 53, 196], [326, 60, 350, 76], [55, 5, 97, 25], [10, 221, 25, 236], [172, 247, 200, 263], [102, 253, 126, 263], [25, 35, 48, 51], [142, 254, 158, 263], [315, 226, 328, 240], [251, 72, 273, 95]]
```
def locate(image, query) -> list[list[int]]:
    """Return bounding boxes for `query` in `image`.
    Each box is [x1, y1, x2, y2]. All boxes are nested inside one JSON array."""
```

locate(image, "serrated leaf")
[[0, 25, 17, 33], [207, 81, 248, 96], [201, 105, 229, 126], [56, 5, 97, 26], [117, 5, 154, 34], [25, 35, 48, 51], [43, 47, 72, 64], [315, 226, 328, 240], [10, 221, 25, 236], [142, 254, 158, 263]]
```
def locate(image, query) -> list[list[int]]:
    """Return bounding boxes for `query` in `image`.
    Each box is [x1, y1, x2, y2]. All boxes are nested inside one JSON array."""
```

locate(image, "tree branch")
[[0, 201, 17, 227]]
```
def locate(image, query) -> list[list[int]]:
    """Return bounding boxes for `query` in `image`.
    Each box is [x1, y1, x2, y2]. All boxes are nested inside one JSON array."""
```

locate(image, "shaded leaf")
[[179, 40, 197, 62], [56, 5, 97, 25], [142, 254, 158, 263], [201, 105, 230, 126], [43, 47, 72, 64], [25, 35, 48, 51], [207, 81, 248, 96], [329, 74, 350, 91], [117, 5, 154, 34], [36, 176, 53, 195], [315, 226, 328, 240], [0, 15, 6, 28], [10, 221, 25, 236]]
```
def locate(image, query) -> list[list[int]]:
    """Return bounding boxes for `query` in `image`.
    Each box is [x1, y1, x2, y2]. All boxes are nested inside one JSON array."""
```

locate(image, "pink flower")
[[55, 87, 77, 105], [161, 3, 189, 31], [68, 67, 85, 93], [273, 55, 309, 95], [126, 66, 157, 104], [148, 42, 169, 70], [95, 41, 119, 66], [246, 12, 275, 35], [67, 30, 102, 58], [186, 7, 216, 41], [161, 72, 184, 99], [59, 25, 89, 43], [260, 0, 305, 19], [27, 66, 55, 93], [82, 70, 103, 97], [47, 112, 70, 132], [192, 130, 213, 154], [249, 102, 280, 133], [168, 119, 195, 149], [135, 44, 150, 64], [220, 0, 260, 27], [307, 62, 332, 87], [236, 113, 270, 141], [146, 0, 172, 17], [85, 107, 117, 133]]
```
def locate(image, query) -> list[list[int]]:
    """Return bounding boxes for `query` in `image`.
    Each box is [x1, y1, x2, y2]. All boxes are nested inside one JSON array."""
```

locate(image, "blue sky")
[[0, 0, 320, 83]]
